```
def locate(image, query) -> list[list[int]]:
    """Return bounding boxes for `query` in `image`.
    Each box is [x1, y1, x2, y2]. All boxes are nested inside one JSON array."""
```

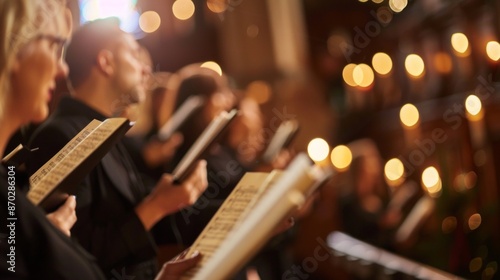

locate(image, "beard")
[[110, 87, 145, 117], [127, 86, 146, 104]]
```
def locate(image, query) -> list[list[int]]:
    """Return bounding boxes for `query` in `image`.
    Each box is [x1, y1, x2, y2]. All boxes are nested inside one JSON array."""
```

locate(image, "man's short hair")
[[65, 17, 121, 89]]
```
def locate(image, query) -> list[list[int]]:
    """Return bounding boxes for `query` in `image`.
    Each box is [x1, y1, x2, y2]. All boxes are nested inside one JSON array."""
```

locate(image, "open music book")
[[157, 95, 205, 141], [261, 120, 299, 163], [172, 109, 238, 182], [181, 153, 332, 280], [27, 118, 132, 211]]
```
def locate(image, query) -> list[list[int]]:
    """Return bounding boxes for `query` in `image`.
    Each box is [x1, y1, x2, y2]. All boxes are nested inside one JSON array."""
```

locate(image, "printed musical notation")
[[27, 118, 131, 210], [181, 172, 281, 279]]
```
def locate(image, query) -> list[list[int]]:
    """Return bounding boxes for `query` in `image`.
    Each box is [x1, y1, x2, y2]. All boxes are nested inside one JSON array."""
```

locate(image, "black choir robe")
[[0, 166, 106, 279], [27, 97, 158, 280]]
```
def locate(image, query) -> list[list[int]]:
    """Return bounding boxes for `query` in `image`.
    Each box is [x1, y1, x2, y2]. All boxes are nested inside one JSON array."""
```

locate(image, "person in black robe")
[[26, 19, 208, 280]]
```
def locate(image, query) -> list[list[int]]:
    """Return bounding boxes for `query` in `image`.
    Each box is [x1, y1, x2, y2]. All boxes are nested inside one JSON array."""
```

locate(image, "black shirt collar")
[[55, 97, 108, 121]]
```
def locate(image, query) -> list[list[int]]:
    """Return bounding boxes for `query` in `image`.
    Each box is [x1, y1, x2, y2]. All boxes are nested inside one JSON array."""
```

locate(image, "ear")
[[96, 49, 114, 76]]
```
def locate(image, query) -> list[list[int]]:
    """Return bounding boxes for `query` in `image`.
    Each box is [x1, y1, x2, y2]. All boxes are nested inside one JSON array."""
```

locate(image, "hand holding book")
[[27, 118, 132, 211], [45, 195, 77, 236], [135, 160, 208, 230], [182, 153, 333, 280], [172, 109, 238, 183], [137, 109, 237, 230]]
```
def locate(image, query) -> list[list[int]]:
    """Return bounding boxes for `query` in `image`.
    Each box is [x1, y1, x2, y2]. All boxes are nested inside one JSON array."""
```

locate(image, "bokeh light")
[[384, 158, 405, 182], [245, 81, 272, 104], [422, 167, 439, 188], [441, 216, 457, 234], [422, 166, 442, 197], [433, 52, 453, 74], [469, 257, 482, 273], [453, 171, 477, 192], [468, 213, 482, 230], [342, 64, 357, 87], [486, 41, 500, 61], [451, 33, 469, 55], [172, 0, 195, 20], [465, 95, 482, 116], [207, 0, 228, 13], [139, 11, 161, 33], [307, 138, 330, 162], [352, 63, 375, 88], [389, 0, 408, 13], [400, 103, 419, 128], [200, 61, 223, 76], [405, 54, 425, 77], [372, 52, 393, 75], [330, 145, 352, 171]]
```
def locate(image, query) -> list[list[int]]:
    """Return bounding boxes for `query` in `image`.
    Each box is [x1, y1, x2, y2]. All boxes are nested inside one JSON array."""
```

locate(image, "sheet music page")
[[181, 172, 276, 279], [29, 119, 102, 188], [189, 154, 319, 280], [27, 118, 128, 206]]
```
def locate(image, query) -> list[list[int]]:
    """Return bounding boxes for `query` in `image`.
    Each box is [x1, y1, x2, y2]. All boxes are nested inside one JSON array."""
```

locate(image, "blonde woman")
[[0, 0, 199, 278]]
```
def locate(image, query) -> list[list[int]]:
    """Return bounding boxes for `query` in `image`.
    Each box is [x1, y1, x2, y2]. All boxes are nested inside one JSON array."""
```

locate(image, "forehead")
[[38, 1, 71, 37], [40, 14, 71, 41], [115, 32, 140, 50]]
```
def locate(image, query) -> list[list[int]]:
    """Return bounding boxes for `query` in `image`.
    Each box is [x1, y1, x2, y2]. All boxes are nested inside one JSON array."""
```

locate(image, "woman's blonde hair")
[[0, 0, 67, 116]]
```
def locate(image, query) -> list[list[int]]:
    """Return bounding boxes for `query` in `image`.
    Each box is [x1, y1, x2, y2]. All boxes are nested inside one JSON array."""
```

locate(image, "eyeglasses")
[[36, 34, 67, 60]]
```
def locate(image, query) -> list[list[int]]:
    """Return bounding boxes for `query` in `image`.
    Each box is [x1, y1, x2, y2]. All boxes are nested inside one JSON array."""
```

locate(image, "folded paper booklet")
[[27, 118, 132, 211], [181, 153, 332, 280], [261, 120, 300, 163], [157, 95, 205, 141], [172, 109, 238, 182]]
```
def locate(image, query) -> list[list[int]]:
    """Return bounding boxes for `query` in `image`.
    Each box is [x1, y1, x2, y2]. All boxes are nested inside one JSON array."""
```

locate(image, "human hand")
[[155, 250, 202, 280], [46, 195, 77, 236], [136, 160, 208, 229], [270, 216, 295, 237], [270, 149, 294, 170], [143, 133, 183, 168]]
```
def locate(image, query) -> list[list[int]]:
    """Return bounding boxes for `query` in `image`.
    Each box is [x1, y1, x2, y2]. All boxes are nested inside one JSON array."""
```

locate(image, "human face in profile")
[[110, 33, 151, 107], [9, 13, 69, 125]]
